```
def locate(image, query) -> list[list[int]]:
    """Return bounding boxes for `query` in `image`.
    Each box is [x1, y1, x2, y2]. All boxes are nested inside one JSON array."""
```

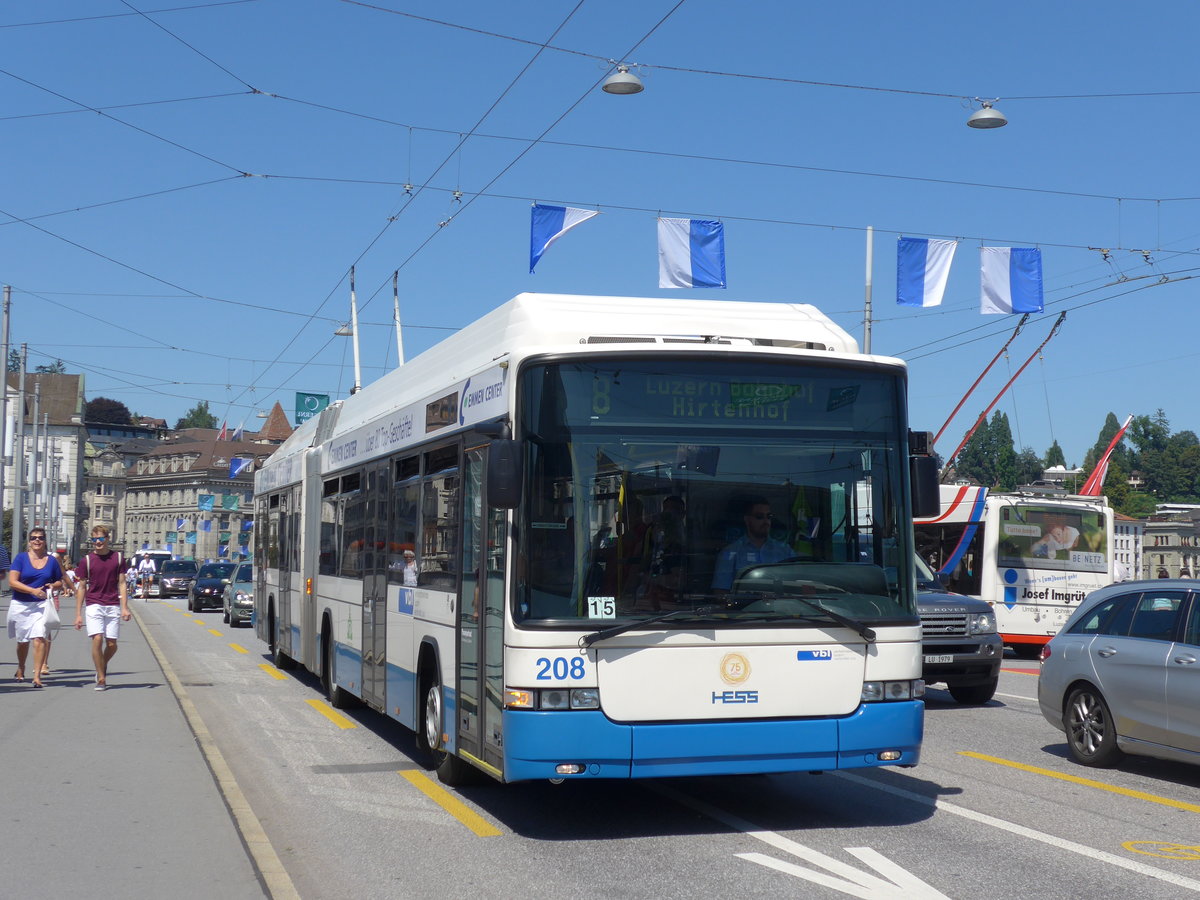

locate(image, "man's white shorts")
[[85, 603, 122, 640]]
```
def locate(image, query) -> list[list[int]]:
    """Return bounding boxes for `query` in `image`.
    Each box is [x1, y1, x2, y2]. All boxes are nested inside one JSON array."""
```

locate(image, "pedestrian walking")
[[73, 526, 129, 691], [45, 551, 79, 677], [6, 528, 63, 688]]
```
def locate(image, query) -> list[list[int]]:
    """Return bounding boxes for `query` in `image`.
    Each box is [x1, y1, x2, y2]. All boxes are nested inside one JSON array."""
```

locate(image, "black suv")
[[915, 555, 1003, 704], [189, 562, 238, 612], [159, 560, 199, 598]]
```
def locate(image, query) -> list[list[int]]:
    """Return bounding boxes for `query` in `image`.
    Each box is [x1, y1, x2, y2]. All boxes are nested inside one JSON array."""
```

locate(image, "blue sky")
[[3, 1, 1197, 466]]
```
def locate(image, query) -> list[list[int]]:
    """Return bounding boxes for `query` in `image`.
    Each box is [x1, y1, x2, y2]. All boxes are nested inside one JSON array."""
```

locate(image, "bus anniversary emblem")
[[719, 653, 751, 685]]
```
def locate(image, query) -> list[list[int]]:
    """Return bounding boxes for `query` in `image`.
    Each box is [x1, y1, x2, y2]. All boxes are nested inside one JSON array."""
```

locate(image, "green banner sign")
[[295, 392, 331, 425]]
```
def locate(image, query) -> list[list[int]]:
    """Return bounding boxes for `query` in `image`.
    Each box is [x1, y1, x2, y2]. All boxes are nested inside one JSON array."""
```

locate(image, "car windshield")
[[234, 564, 252, 582], [162, 561, 198, 575], [198, 563, 236, 579]]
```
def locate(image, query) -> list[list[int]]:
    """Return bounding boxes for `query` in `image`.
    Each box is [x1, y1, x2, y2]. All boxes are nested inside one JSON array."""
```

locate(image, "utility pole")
[[13, 344, 25, 552], [0, 286, 9, 548], [30, 382, 40, 531]]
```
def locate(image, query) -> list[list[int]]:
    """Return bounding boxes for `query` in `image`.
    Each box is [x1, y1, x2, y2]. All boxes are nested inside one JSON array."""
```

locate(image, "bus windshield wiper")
[[729, 591, 876, 642], [788, 595, 876, 642], [580, 606, 724, 649]]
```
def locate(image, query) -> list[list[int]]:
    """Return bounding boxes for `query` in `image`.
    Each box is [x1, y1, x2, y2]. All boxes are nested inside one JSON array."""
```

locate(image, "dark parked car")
[[1038, 580, 1200, 768], [189, 562, 238, 612], [915, 554, 1002, 704], [223, 563, 254, 627], [159, 560, 199, 598]]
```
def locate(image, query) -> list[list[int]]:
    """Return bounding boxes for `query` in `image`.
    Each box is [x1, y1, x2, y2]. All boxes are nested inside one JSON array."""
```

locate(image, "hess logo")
[[712, 690, 759, 704]]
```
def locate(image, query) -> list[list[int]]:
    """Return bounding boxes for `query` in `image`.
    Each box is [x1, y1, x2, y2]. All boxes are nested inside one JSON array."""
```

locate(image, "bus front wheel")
[[420, 672, 476, 786]]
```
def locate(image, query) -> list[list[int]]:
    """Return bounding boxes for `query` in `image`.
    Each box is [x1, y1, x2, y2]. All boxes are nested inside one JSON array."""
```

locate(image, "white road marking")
[[838, 772, 1200, 893], [656, 784, 949, 898], [995, 691, 1036, 701]]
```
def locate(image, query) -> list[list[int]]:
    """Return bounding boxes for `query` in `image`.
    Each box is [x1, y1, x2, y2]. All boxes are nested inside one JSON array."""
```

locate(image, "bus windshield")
[[515, 356, 915, 627]]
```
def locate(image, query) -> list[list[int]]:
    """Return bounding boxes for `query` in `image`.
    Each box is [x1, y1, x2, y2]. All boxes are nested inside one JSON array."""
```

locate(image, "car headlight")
[[969, 612, 997, 635]]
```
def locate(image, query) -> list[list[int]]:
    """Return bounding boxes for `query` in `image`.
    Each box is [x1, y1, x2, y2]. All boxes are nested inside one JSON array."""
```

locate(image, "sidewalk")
[[0, 595, 268, 899]]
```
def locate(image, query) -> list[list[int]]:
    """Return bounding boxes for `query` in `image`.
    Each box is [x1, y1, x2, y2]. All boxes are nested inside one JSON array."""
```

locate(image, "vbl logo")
[[711, 690, 759, 704]]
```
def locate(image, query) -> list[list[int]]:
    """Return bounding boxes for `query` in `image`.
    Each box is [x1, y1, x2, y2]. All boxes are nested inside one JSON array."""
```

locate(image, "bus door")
[[456, 442, 507, 774], [272, 493, 293, 658], [361, 461, 390, 711]]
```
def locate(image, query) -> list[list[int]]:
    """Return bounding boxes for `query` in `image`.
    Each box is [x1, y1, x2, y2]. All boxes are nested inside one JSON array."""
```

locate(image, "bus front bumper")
[[501, 701, 923, 782]]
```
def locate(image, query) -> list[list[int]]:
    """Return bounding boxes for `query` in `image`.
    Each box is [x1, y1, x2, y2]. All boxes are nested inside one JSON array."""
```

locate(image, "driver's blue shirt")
[[711, 536, 793, 591]]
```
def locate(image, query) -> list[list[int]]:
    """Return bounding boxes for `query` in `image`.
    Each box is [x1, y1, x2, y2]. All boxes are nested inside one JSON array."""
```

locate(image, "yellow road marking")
[[258, 664, 287, 680], [208, 629, 223, 637], [191, 618, 205, 624], [305, 698, 356, 729], [399, 770, 501, 837], [1000, 667, 1038, 675], [1125, 841, 1200, 860], [229, 643, 249, 654], [961, 751, 1200, 813]]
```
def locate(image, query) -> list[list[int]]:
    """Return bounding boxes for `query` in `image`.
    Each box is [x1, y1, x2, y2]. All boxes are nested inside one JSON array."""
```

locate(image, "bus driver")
[[711, 496, 793, 593]]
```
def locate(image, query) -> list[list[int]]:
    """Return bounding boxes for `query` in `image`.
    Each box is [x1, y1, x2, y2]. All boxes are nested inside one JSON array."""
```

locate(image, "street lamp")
[[602, 64, 644, 95], [967, 99, 1007, 129]]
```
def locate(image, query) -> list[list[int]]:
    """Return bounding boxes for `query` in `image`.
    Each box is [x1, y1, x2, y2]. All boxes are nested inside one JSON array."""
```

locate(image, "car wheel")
[[1064, 685, 1124, 767], [223, 606, 229, 623], [948, 678, 997, 705]]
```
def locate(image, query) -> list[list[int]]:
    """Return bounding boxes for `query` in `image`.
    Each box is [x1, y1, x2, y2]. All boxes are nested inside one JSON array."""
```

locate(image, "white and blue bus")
[[914, 485, 1114, 658], [254, 293, 939, 784]]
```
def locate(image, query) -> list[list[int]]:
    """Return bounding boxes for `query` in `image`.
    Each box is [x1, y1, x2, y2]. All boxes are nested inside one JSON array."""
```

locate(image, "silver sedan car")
[[1038, 580, 1200, 767]]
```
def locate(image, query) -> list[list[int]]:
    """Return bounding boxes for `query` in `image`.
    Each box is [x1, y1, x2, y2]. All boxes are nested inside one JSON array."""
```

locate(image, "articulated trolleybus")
[[914, 485, 1115, 658], [255, 293, 939, 784]]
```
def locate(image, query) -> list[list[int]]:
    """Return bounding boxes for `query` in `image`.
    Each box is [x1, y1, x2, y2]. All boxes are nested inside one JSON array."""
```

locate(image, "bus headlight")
[[506, 688, 601, 710], [862, 679, 924, 702], [969, 612, 997, 635]]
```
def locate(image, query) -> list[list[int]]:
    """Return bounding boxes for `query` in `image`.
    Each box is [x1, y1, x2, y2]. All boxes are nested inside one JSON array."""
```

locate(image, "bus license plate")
[[924, 654, 954, 664]]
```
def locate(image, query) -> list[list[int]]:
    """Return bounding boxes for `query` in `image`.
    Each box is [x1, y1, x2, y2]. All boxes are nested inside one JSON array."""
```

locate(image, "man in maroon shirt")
[[73, 525, 129, 691]]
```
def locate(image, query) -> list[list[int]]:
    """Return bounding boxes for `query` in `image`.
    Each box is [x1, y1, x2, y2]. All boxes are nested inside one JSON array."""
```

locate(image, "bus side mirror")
[[910, 455, 940, 518], [487, 439, 523, 509]]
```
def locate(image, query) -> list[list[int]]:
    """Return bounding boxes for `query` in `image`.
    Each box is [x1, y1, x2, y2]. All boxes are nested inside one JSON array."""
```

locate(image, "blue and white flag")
[[229, 457, 252, 479], [897, 237, 957, 308], [981, 247, 1044, 314], [529, 204, 599, 273], [657, 217, 726, 288]]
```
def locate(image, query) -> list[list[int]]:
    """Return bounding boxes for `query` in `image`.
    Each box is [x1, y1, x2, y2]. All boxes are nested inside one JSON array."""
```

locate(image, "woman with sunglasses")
[[6, 529, 64, 687]]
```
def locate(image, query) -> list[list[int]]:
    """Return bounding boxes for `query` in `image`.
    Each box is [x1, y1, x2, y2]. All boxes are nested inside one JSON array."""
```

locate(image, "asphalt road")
[[9, 594, 1200, 899]]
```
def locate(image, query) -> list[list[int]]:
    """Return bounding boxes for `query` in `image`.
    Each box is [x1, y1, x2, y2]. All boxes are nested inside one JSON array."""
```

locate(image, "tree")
[[85, 397, 132, 425], [34, 359, 66, 374], [176, 400, 218, 430], [7, 349, 19, 372], [1015, 447, 1045, 486], [990, 412, 1018, 489], [1044, 441, 1066, 468]]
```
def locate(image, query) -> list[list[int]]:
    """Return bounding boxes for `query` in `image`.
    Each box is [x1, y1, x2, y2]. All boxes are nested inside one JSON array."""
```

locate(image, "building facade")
[[122, 431, 273, 561], [3, 373, 88, 556]]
